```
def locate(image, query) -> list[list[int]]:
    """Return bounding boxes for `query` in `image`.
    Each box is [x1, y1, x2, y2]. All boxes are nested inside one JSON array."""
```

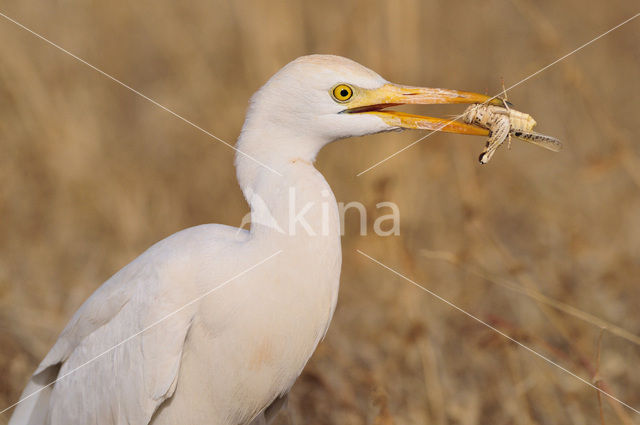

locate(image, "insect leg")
[[500, 78, 511, 113], [512, 130, 563, 152], [479, 115, 511, 164]]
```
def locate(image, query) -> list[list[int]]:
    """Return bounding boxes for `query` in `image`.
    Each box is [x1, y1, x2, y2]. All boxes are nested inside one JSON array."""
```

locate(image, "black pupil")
[[340, 89, 349, 97]]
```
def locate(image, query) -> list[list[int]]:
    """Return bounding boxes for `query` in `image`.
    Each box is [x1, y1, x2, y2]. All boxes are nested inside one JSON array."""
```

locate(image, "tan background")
[[1, 0, 639, 423]]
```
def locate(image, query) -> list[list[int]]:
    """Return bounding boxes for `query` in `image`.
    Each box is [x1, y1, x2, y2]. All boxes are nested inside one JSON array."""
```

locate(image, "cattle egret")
[[9, 55, 502, 425]]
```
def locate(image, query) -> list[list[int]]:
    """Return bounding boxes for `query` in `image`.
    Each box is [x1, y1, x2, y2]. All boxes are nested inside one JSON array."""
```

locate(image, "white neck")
[[235, 108, 329, 197], [235, 123, 339, 242]]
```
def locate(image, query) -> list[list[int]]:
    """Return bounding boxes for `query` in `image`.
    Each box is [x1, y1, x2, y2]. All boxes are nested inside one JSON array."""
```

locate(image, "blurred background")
[[1, 0, 639, 423]]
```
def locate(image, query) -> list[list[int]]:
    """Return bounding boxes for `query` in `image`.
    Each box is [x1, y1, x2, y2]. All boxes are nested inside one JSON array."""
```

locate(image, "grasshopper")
[[462, 99, 562, 164]]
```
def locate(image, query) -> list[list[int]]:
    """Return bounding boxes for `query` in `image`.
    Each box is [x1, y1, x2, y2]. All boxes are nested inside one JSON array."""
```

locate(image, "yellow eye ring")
[[331, 84, 353, 102]]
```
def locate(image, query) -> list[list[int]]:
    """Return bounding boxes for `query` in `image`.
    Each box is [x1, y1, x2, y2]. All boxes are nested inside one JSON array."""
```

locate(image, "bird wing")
[[10, 224, 248, 425]]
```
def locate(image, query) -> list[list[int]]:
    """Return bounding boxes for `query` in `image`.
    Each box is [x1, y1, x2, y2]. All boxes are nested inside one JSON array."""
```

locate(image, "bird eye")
[[331, 84, 353, 102]]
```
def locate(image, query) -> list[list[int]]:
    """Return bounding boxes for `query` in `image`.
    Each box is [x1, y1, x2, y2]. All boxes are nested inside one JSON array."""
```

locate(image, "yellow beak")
[[345, 83, 505, 135]]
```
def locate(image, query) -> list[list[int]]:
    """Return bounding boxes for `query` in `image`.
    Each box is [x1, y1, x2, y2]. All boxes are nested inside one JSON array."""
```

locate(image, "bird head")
[[236, 55, 506, 195], [242, 55, 504, 148]]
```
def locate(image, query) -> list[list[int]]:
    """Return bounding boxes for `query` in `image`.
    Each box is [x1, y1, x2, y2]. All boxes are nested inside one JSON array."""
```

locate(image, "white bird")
[[9, 55, 501, 425]]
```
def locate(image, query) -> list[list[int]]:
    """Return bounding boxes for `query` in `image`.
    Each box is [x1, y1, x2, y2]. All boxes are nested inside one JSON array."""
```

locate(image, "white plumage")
[[10, 55, 497, 425]]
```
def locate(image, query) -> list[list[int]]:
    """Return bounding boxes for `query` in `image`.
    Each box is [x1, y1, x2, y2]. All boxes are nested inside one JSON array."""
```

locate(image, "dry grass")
[[1, 0, 639, 423]]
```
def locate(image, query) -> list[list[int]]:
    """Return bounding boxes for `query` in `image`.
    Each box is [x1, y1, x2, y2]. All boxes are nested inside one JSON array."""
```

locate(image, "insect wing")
[[512, 130, 563, 152]]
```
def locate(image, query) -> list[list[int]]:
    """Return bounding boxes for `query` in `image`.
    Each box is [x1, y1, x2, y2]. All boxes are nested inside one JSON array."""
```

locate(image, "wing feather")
[[10, 224, 247, 425]]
